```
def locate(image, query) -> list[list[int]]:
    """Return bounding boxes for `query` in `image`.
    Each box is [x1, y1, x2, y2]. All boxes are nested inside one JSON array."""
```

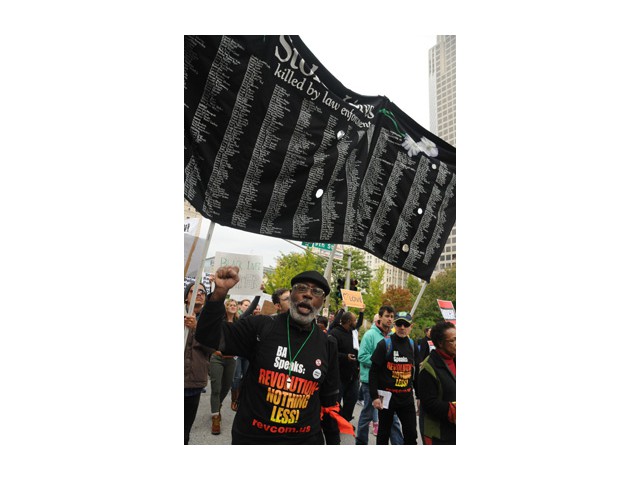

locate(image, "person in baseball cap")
[[394, 311, 413, 326]]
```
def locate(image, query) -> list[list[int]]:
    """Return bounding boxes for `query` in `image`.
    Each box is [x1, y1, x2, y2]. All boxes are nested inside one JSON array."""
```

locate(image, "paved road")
[[188, 380, 420, 445]]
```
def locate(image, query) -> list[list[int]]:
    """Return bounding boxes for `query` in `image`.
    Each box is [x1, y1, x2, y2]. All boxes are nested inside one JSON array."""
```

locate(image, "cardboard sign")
[[184, 216, 208, 278], [213, 251, 264, 295], [437, 298, 456, 321], [341, 289, 365, 308]]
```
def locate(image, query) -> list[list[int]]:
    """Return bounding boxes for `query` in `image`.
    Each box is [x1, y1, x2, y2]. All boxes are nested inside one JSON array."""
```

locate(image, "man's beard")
[[289, 299, 320, 325]]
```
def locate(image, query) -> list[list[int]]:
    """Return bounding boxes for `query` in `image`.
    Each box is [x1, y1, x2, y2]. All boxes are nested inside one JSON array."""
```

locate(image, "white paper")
[[352, 329, 360, 350], [377, 390, 392, 409]]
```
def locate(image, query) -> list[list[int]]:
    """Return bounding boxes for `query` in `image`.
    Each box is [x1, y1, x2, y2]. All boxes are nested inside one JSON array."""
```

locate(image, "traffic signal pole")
[[323, 244, 338, 311], [344, 250, 352, 312]]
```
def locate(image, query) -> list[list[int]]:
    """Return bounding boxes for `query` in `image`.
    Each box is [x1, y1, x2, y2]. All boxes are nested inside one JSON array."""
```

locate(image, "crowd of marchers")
[[184, 266, 456, 445]]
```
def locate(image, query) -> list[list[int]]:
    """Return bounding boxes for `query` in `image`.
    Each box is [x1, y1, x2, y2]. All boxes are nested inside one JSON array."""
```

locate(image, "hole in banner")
[[402, 244, 410, 253], [336, 130, 345, 140], [315, 189, 324, 198], [417, 208, 423, 215]]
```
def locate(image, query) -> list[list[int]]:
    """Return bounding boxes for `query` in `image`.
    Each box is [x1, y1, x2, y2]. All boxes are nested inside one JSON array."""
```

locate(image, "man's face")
[[240, 300, 251, 311], [289, 282, 325, 326], [186, 285, 206, 312], [394, 319, 412, 338], [277, 291, 290, 313], [379, 311, 394, 333], [441, 327, 456, 357]]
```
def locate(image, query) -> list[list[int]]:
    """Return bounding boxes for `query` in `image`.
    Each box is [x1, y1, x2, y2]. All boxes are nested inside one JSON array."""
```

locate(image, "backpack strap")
[[384, 336, 392, 359]]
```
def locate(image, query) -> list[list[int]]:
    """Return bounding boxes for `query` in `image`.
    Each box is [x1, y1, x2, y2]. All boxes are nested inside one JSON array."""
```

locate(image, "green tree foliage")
[[362, 265, 384, 321], [407, 275, 423, 298], [329, 248, 372, 311], [410, 265, 456, 339], [264, 249, 326, 294]]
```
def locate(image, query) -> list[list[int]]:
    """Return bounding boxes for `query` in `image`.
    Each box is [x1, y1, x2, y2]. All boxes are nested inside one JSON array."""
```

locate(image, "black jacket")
[[417, 350, 456, 444], [328, 324, 360, 384]]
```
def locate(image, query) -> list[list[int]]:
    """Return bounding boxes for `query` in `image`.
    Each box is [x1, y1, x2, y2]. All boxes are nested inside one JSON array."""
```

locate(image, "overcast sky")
[[205, 34, 438, 267]]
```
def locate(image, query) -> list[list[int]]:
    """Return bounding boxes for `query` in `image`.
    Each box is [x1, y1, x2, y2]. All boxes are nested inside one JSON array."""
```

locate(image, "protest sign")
[[437, 299, 456, 322], [184, 216, 209, 278], [213, 251, 264, 295], [340, 289, 365, 309]]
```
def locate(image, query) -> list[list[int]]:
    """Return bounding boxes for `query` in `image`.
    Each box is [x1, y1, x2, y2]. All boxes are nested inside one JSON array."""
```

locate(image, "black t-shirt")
[[369, 334, 418, 406], [218, 308, 340, 444]]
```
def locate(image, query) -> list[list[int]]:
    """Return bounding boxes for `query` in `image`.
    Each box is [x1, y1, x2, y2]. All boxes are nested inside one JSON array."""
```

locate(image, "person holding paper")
[[369, 312, 420, 445], [355, 307, 403, 445]]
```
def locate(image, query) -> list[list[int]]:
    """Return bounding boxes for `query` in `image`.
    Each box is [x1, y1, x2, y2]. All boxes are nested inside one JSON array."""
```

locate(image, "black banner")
[[184, 35, 455, 281]]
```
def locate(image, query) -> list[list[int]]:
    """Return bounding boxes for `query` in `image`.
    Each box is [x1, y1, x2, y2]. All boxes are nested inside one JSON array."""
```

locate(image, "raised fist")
[[213, 266, 240, 292]]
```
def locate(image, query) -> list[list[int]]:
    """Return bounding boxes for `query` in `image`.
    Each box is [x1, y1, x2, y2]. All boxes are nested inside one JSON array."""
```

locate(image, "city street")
[[188, 380, 420, 445]]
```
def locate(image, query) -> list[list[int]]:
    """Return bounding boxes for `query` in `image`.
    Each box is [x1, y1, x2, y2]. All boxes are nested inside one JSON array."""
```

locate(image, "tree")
[[411, 265, 456, 339], [328, 247, 372, 311], [382, 286, 412, 312], [264, 249, 326, 294], [362, 265, 384, 322]]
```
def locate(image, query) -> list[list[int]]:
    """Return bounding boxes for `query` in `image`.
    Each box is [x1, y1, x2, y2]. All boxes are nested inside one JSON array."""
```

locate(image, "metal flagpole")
[[410, 279, 428, 316], [185, 220, 216, 350], [323, 244, 338, 312]]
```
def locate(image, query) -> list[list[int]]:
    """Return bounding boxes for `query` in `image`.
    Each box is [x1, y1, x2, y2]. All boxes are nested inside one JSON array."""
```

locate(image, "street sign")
[[302, 242, 333, 251]]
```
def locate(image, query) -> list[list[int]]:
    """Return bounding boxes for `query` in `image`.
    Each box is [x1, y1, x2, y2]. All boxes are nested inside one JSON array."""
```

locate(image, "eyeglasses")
[[191, 289, 206, 295], [395, 320, 411, 328], [292, 283, 325, 298]]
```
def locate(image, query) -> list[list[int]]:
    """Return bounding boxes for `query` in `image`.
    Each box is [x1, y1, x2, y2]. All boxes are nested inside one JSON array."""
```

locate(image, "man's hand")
[[210, 266, 240, 301], [184, 313, 197, 330], [347, 353, 356, 362], [372, 397, 383, 410]]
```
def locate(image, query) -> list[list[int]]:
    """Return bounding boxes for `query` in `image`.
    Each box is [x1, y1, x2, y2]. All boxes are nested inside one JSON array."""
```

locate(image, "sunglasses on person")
[[395, 320, 411, 328], [292, 283, 325, 298], [191, 288, 207, 295]]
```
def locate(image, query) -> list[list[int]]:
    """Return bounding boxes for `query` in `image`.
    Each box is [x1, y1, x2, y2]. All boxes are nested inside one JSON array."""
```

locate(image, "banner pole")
[[410, 279, 428, 317], [185, 220, 216, 350]]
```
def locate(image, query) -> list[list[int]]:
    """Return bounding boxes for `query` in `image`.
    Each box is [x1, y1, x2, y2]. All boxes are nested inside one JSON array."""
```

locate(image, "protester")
[[239, 299, 252, 313], [316, 316, 329, 333], [184, 282, 214, 445], [196, 266, 352, 444], [417, 325, 433, 363], [417, 321, 456, 445], [355, 306, 403, 444], [229, 300, 257, 413], [208, 298, 238, 434], [328, 310, 361, 424], [272, 288, 291, 315], [369, 311, 420, 445]]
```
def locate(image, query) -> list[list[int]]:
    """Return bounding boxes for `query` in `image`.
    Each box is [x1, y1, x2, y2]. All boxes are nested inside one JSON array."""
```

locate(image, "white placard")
[[184, 217, 208, 278], [213, 251, 264, 295]]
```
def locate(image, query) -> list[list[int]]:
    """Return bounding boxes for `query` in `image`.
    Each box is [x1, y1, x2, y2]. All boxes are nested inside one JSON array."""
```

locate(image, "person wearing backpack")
[[369, 311, 420, 445]]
